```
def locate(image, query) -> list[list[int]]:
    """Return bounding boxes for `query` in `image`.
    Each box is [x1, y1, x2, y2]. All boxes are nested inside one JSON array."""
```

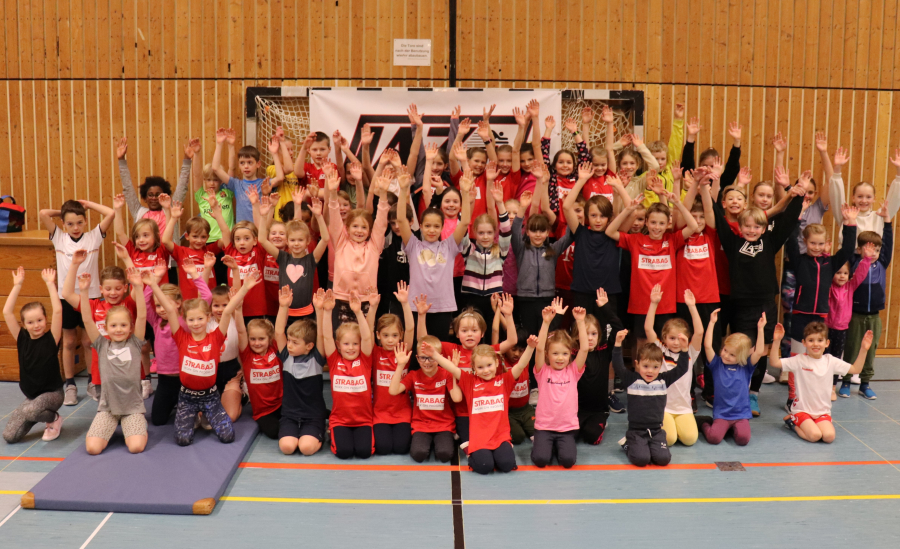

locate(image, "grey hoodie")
[[511, 216, 573, 298]]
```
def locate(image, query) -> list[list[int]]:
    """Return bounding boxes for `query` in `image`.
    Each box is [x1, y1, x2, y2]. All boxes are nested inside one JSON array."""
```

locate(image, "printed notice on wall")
[[393, 39, 432, 66]]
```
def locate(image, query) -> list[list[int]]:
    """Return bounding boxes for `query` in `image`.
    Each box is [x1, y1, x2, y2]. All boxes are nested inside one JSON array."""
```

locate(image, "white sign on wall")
[[393, 39, 432, 66]]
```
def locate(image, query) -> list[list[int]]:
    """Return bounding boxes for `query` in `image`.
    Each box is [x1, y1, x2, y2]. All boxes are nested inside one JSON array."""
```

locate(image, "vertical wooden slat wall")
[[3, 0, 900, 348]]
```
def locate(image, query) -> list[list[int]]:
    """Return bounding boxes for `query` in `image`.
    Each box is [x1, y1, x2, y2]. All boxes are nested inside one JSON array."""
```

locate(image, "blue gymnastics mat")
[[21, 404, 259, 515]]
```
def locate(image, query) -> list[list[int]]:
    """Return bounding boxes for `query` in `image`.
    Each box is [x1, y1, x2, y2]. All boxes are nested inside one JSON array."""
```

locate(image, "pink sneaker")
[[42, 414, 62, 441], [150, 358, 158, 374]]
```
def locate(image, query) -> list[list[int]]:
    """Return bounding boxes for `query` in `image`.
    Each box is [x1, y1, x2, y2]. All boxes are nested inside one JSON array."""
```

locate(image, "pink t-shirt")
[[534, 362, 584, 432]]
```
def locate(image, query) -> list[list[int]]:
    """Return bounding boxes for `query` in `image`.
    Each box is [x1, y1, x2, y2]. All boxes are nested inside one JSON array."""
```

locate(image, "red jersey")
[[505, 358, 531, 409], [582, 173, 615, 202], [173, 328, 225, 391], [327, 351, 373, 428], [554, 176, 579, 234], [75, 296, 139, 385], [555, 242, 575, 290], [303, 162, 338, 189], [126, 241, 169, 283], [371, 346, 412, 425], [441, 342, 501, 417], [618, 231, 686, 314], [170, 243, 218, 300], [263, 251, 280, 317], [401, 368, 457, 434], [676, 226, 720, 304], [224, 243, 268, 317], [239, 344, 283, 420], [458, 370, 515, 453], [497, 170, 522, 203]]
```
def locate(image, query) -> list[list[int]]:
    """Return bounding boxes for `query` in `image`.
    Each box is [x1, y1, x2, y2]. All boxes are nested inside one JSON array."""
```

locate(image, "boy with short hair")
[[772, 321, 873, 443], [211, 128, 277, 223], [839, 220, 893, 399], [291, 131, 342, 190], [275, 286, 328, 456], [611, 330, 690, 467], [40, 199, 115, 405]]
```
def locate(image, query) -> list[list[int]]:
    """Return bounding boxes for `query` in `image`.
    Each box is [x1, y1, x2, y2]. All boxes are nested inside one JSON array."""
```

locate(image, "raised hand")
[[572, 306, 586, 321], [72, 249, 88, 266], [684, 289, 696, 307], [615, 329, 629, 346], [709, 308, 720, 325], [279, 285, 293, 308], [323, 289, 336, 311], [360, 123, 373, 145], [564, 118, 578, 134], [773, 323, 785, 341], [671, 160, 683, 183], [686, 117, 702, 137], [216, 128, 228, 144], [407, 103, 423, 126], [458, 117, 471, 136], [596, 288, 608, 307], [170, 200, 183, 219], [526, 99, 540, 118], [834, 147, 850, 167], [774, 166, 790, 189], [500, 293, 514, 316], [413, 294, 431, 314], [727, 121, 742, 141], [394, 342, 412, 367], [397, 165, 411, 190], [841, 203, 860, 224], [490, 179, 504, 203], [40, 267, 56, 285], [224, 128, 237, 145], [77, 273, 91, 292], [476, 120, 492, 142], [153, 258, 167, 282], [491, 293, 501, 313], [544, 116, 556, 131], [772, 132, 786, 152], [113, 193, 126, 210], [485, 160, 498, 181], [125, 267, 143, 287], [582, 106, 594, 124], [291, 185, 307, 206], [757, 312, 767, 330], [393, 281, 409, 303], [541, 306, 556, 324], [737, 167, 752, 186], [221, 254, 238, 270], [650, 284, 663, 304], [815, 132, 828, 152], [116, 137, 128, 159], [158, 193, 172, 210], [578, 161, 593, 180], [312, 288, 326, 310], [425, 142, 439, 160], [601, 105, 615, 124], [862, 242, 879, 259], [513, 106, 528, 127], [268, 136, 280, 155], [860, 330, 875, 351], [203, 251, 216, 272], [674, 103, 685, 119], [310, 197, 323, 217], [482, 104, 496, 123], [453, 141, 468, 163], [245, 185, 259, 205], [551, 296, 568, 315], [11, 266, 25, 286], [182, 257, 199, 280]]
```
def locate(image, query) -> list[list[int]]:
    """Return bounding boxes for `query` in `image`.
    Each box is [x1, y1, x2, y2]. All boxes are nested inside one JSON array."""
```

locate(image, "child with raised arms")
[[612, 331, 691, 467], [276, 286, 328, 456], [147, 269, 259, 446], [491, 295, 533, 445], [320, 288, 376, 459], [369, 282, 415, 455], [79, 269, 148, 455], [421, 337, 535, 475], [237, 313, 283, 439], [389, 337, 463, 463], [3, 268, 65, 443], [144, 256, 214, 426], [771, 322, 873, 443], [531, 301, 590, 468], [645, 286, 704, 447], [211, 128, 269, 223], [39, 198, 115, 405], [219, 190, 268, 324], [697, 309, 766, 446]]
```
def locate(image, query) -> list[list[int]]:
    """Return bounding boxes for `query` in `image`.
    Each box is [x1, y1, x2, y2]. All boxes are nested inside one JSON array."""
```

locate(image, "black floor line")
[[451, 447, 465, 549]]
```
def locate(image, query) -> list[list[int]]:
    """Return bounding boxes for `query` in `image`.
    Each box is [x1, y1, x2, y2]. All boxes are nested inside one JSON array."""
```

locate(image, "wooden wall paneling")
[[524, 0, 538, 86], [815, 0, 831, 88], [761, 87, 777, 179], [762, 0, 777, 86], [36, 80, 52, 224], [841, 1, 858, 89], [70, 0, 86, 79], [893, 3, 900, 90], [712, 86, 726, 156], [433, 0, 447, 85], [858, 0, 874, 90], [18, 0, 33, 79], [813, 88, 829, 179], [749, 87, 764, 176], [18, 83, 34, 228], [645, 84, 660, 142], [0, 0, 7, 78], [487, 0, 501, 85], [620, 0, 634, 84], [787, 89, 803, 175], [737, 86, 750, 166], [607, 0, 621, 83], [243, 0, 256, 80], [87, 0, 102, 79], [725, 0, 740, 86], [684, 0, 699, 83], [803, 0, 819, 89], [647, 0, 662, 83], [871, 0, 886, 88], [271, 0, 284, 80], [349, 0, 362, 83], [4, 0, 20, 78], [122, 0, 137, 79], [789, 0, 807, 89], [339, 0, 352, 82], [226, 0, 239, 78], [593, 0, 608, 86], [773, 0, 790, 88], [256, 0, 270, 83], [739, 0, 754, 86], [36, 0, 51, 79], [849, 90, 867, 187], [713, 0, 728, 85], [188, 0, 203, 79], [882, 0, 897, 89], [97, 82, 114, 262], [387, 0, 401, 84]]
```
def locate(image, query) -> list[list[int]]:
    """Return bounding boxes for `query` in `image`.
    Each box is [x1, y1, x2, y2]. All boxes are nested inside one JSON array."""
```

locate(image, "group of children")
[[2, 98, 891, 474]]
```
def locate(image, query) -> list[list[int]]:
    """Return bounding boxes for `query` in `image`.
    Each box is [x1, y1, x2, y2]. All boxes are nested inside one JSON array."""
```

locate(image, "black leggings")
[[410, 431, 455, 463], [256, 408, 282, 439], [373, 422, 412, 455], [331, 425, 373, 459], [455, 416, 470, 445], [532, 429, 578, 468], [412, 311, 454, 342], [469, 441, 517, 475], [151, 375, 182, 426]]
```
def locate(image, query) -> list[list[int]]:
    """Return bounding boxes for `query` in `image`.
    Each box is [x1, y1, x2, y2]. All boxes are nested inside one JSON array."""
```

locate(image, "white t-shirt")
[[781, 354, 852, 417], [658, 342, 700, 415], [51, 225, 105, 298], [207, 318, 240, 362]]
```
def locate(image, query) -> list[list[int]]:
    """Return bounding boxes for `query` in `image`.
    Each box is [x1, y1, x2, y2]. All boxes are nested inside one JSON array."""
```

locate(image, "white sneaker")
[[64, 385, 78, 406], [459, 441, 469, 451], [194, 415, 201, 430], [763, 372, 776, 384], [851, 374, 862, 384], [42, 414, 62, 441], [141, 379, 153, 399], [199, 414, 212, 430], [529, 388, 539, 406], [87, 383, 100, 401], [779, 371, 789, 383]]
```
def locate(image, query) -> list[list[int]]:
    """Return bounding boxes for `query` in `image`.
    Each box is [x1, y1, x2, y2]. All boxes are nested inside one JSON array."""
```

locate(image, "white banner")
[[309, 88, 563, 166]]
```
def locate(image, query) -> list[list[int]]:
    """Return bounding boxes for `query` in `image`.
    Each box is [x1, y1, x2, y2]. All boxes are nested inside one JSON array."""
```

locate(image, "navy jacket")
[[852, 222, 893, 314], [785, 224, 856, 316]]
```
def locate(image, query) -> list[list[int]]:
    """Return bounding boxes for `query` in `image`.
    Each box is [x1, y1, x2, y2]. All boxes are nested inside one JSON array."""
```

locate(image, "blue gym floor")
[[3, 361, 900, 548]]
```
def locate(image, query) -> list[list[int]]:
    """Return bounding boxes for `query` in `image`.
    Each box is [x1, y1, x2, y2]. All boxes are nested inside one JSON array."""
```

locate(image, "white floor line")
[[79, 512, 112, 549], [0, 505, 20, 529]]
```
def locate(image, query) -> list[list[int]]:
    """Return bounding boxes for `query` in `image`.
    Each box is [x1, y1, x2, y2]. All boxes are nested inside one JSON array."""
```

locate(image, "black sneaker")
[[784, 398, 794, 413], [608, 393, 625, 413], [783, 415, 795, 432]]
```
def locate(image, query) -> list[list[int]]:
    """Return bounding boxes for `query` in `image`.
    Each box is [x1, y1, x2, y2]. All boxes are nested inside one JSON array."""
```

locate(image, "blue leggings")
[[174, 387, 234, 446]]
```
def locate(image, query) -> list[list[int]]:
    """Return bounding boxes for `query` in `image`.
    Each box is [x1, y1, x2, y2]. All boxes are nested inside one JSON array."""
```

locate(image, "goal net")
[[254, 94, 634, 166]]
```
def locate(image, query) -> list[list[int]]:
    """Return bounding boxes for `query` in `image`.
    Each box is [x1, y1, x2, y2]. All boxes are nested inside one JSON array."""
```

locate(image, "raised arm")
[[509, 337, 537, 380], [274, 286, 291, 351], [644, 285, 662, 344], [3, 267, 25, 340], [423, 341, 462, 381], [684, 290, 704, 352], [124, 268, 146, 340], [159, 193, 180, 253], [61, 249, 88, 308], [606, 195, 643, 241], [210, 129, 231, 183], [572, 307, 590, 371], [496, 294, 518, 354], [218, 271, 260, 336], [453, 171, 475, 245], [388, 343, 413, 396], [78, 275, 101, 342], [116, 138, 143, 218], [563, 163, 593, 233], [394, 282, 415, 347], [112, 194, 129, 245], [769, 324, 785, 369], [704, 308, 720, 364], [350, 291, 374, 355], [81, 199, 115, 235], [535, 299, 565, 372], [413, 294, 431, 341], [406, 104, 424, 176], [144, 272, 181, 335]]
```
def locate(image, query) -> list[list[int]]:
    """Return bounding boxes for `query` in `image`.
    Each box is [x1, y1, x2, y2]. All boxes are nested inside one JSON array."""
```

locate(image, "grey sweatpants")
[[3, 389, 64, 443]]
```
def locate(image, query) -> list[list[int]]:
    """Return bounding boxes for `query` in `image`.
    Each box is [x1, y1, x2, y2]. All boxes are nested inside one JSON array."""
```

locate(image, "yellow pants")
[[663, 412, 698, 447]]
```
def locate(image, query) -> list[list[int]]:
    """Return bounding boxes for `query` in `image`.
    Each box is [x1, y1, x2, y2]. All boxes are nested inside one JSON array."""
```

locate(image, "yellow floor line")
[[220, 494, 900, 505], [0, 491, 25, 495]]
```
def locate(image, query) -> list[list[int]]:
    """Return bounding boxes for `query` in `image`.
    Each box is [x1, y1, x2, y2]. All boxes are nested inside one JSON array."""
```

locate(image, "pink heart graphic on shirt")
[[286, 264, 305, 282]]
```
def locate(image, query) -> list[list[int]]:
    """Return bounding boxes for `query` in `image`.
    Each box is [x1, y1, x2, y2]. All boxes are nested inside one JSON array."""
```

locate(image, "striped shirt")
[[460, 212, 512, 296]]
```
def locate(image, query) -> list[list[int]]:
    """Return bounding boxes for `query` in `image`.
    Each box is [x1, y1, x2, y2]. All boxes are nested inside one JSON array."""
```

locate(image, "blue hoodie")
[[851, 222, 892, 314]]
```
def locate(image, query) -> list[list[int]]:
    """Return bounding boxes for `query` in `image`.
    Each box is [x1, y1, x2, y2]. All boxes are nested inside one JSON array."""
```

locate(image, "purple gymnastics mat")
[[22, 402, 259, 515]]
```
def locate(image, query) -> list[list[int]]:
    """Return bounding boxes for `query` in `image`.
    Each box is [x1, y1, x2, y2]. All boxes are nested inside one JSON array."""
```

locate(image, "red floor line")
[[0, 456, 64, 462]]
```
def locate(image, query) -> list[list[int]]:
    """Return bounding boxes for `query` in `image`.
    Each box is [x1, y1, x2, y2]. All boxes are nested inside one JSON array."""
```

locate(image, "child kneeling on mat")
[[79, 270, 148, 455], [612, 330, 690, 467], [771, 321, 873, 443], [276, 287, 328, 456], [147, 269, 259, 446], [420, 337, 535, 475]]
